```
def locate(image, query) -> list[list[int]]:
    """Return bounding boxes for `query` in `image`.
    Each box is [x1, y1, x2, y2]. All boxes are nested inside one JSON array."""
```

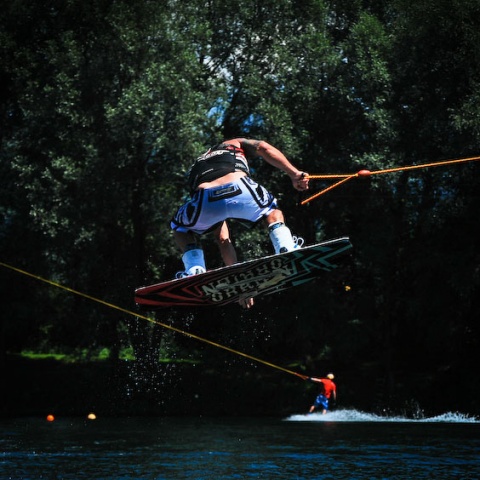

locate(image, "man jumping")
[[170, 138, 309, 308]]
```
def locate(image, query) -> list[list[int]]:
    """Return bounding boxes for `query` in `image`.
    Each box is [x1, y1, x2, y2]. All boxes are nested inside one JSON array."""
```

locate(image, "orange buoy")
[[357, 169, 371, 177]]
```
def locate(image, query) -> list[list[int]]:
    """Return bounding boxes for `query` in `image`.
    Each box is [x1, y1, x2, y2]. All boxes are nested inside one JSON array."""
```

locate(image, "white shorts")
[[171, 177, 278, 234]]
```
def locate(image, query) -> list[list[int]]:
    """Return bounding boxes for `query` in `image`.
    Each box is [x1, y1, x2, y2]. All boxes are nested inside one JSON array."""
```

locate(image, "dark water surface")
[[2, 410, 479, 479]]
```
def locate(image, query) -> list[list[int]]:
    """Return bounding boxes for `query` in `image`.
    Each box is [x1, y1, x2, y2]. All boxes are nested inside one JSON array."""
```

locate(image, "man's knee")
[[265, 209, 285, 225], [173, 230, 197, 252]]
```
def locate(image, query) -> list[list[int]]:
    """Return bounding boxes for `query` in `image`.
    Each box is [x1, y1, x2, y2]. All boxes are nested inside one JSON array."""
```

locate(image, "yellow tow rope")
[[0, 261, 308, 381]]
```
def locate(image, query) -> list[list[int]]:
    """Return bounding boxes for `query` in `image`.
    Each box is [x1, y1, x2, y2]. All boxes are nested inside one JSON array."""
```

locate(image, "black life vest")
[[187, 143, 250, 192]]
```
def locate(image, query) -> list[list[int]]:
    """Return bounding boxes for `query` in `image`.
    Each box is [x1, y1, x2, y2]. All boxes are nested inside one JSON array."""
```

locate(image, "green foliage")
[[1, 0, 480, 413]]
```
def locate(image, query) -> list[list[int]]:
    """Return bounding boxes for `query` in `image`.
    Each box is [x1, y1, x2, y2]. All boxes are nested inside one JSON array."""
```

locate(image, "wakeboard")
[[135, 236, 352, 308]]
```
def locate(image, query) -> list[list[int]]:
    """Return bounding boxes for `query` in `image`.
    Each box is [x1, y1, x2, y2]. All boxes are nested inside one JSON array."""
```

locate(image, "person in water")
[[170, 138, 309, 308], [308, 373, 337, 414]]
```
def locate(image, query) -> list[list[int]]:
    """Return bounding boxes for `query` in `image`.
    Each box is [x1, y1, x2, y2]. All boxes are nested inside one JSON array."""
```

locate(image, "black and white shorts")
[[171, 177, 278, 234]]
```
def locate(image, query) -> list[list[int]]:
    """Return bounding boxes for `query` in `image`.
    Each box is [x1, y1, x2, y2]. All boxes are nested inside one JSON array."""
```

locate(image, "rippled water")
[[2, 410, 479, 479]]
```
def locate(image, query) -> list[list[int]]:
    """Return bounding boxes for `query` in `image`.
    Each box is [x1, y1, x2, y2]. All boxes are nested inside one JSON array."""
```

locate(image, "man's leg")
[[173, 230, 206, 276], [265, 209, 301, 253], [265, 209, 285, 225], [213, 222, 254, 309], [173, 230, 197, 252], [213, 222, 237, 266]]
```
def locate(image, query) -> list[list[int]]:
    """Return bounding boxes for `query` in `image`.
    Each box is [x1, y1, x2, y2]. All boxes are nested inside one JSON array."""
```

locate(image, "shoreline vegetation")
[[3, 353, 479, 418]]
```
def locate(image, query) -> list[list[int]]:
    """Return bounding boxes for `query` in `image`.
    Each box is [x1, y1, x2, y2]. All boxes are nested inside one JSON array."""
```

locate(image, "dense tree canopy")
[[1, 0, 479, 415]]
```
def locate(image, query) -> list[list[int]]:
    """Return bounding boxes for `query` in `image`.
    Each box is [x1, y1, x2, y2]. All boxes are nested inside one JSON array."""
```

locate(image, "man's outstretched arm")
[[238, 138, 309, 191]]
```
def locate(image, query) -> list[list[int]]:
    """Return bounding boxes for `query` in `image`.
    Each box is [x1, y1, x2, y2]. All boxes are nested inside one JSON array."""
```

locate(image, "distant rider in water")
[[308, 373, 337, 414], [170, 138, 309, 309]]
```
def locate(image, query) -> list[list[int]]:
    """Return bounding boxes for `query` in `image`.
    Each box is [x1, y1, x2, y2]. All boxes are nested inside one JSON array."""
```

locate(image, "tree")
[[1, 0, 480, 415]]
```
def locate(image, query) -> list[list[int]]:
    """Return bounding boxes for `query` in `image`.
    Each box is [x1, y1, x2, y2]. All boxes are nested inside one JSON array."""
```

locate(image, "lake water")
[[2, 410, 479, 479]]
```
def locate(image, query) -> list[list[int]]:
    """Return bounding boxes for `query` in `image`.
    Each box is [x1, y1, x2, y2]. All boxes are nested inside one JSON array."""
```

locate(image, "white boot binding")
[[176, 248, 206, 278], [268, 222, 304, 254]]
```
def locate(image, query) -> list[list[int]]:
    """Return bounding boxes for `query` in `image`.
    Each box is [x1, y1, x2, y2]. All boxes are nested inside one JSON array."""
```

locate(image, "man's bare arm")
[[237, 138, 309, 191]]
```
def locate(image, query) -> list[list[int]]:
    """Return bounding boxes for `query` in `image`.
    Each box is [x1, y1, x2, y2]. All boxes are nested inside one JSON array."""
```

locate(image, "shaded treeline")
[[1, 0, 480, 415]]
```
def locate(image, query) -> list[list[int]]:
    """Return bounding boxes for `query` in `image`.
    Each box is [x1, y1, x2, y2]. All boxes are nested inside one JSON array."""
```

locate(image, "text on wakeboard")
[[200, 257, 296, 302]]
